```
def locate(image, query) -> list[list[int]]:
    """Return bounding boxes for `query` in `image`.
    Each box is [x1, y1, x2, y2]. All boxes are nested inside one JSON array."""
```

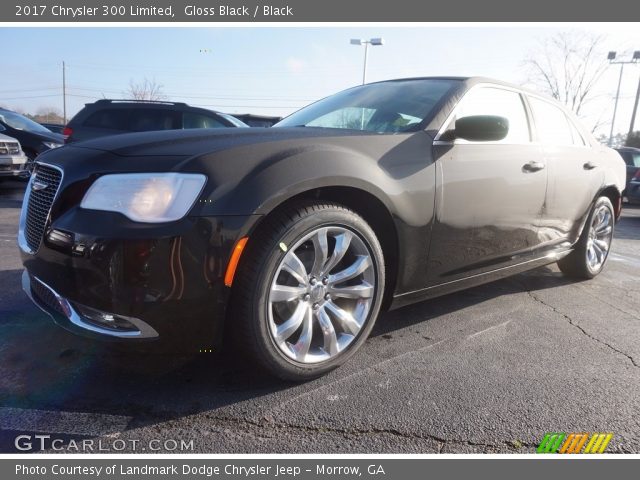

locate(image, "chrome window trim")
[[433, 82, 593, 149], [18, 161, 64, 255]]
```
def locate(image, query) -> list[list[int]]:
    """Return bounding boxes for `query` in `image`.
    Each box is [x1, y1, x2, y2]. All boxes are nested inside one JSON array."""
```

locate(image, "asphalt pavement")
[[1, 180, 639, 453]]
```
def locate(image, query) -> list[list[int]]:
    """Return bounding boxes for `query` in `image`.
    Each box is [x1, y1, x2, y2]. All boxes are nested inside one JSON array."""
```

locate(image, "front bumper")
[[22, 271, 159, 339], [20, 209, 258, 350], [0, 157, 28, 177]]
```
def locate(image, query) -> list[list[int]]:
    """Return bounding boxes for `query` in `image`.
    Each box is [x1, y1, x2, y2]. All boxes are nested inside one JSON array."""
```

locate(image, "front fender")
[[189, 132, 437, 229]]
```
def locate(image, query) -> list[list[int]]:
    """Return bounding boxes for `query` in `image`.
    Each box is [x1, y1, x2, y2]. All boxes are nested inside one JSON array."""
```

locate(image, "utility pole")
[[628, 74, 640, 141], [62, 61, 67, 125]]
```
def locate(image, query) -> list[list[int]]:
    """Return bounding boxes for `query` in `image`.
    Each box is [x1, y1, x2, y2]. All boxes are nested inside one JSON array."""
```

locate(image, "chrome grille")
[[7, 142, 20, 155], [24, 164, 62, 252], [0, 141, 20, 155]]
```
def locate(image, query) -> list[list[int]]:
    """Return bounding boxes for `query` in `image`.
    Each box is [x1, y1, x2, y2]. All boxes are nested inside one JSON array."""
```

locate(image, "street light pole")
[[362, 42, 369, 85], [627, 51, 640, 140], [350, 38, 384, 85], [609, 63, 624, 147], [607, 51, 639, 147]]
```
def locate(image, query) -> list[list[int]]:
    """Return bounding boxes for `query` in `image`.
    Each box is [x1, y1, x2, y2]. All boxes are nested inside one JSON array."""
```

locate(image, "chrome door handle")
[[583, 161, 598, 170], [522, 161, 546, 173]]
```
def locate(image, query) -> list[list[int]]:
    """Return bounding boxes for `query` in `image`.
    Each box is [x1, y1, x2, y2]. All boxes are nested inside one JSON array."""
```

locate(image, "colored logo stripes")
[[537, 433, 613, 454]]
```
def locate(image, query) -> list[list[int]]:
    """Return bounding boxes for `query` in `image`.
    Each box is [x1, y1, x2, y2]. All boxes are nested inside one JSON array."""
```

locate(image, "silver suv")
[[0, 133, 28, 179]]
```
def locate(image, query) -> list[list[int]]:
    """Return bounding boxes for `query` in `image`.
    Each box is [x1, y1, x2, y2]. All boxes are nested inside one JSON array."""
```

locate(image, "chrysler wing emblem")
[[31, 181, 49, 192]]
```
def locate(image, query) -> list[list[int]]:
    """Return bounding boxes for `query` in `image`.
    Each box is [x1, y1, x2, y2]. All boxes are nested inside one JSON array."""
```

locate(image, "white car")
[[0, 132, 28, 179]]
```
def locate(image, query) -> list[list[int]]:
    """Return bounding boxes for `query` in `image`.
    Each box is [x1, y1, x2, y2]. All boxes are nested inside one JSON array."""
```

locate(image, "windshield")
[[275, 79, 458, 133], [0, 110, 52, 134], [218, 113, 250, 128]]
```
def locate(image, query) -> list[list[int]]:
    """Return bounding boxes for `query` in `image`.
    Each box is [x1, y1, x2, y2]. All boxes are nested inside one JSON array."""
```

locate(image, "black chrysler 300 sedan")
[[19, 77, 625, 380]]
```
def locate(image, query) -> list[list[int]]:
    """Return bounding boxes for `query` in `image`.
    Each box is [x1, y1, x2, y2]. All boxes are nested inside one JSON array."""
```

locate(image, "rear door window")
[[624, 152, 640, 167], [83, 109, 130, 130], [128, 109, 178, 132], [529, 97, 574, 146]]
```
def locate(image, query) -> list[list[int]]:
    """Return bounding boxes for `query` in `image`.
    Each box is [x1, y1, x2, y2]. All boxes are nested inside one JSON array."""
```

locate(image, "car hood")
[[69, 127, 379, 157], [32, 130, 64, 144]]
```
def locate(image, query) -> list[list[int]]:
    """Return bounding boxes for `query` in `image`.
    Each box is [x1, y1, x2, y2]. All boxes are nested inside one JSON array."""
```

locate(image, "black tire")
[[229, 201, 385, 381], [557, 196, 615, 279]]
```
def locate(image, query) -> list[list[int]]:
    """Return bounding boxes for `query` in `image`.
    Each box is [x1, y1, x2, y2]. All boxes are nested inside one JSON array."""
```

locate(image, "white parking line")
[[0, 407, 131, 436]]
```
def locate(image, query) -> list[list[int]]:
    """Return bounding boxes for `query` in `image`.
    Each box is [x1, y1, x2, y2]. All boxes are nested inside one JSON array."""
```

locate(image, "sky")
[[0, 25, 639, 136]]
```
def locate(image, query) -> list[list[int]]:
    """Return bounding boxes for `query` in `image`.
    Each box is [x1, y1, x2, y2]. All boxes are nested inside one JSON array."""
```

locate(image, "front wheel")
[[230, 202, 385, 381], [557, 196, 615, 279]]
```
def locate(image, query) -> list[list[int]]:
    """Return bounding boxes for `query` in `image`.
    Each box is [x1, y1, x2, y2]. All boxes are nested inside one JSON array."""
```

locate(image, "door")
[[619, 150, 640, 188], [427, 86, 548, 284], [527, 96, 604, 247]]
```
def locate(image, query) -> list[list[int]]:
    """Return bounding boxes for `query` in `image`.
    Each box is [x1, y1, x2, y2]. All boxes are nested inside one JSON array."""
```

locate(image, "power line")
[[0, 86, 61, 94], [0, 94, 60, 101], [64, 85, 314, 101]]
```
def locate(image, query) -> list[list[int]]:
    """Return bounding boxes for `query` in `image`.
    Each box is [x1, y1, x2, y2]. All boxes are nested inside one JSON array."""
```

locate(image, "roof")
[[369, 76, 547, 97]]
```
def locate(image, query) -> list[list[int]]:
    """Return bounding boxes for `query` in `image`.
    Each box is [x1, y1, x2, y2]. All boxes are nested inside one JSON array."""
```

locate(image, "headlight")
[[43, 142, 62, 149], [80, 173, 207, 223]]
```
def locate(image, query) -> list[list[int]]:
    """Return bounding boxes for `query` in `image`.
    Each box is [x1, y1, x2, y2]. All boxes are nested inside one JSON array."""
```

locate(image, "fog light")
[[73, 303, 139, 332]]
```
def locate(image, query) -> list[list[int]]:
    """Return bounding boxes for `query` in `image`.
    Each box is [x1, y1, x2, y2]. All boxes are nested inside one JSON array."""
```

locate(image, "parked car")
[[615, 146, 640, 197], [0, 109, 64, 171], [40, 123, 65, 135], [19, 77, 625, 380], [63, 99, 248, 143], [626, 168, 640, 204], [0, 132, 28, 180]]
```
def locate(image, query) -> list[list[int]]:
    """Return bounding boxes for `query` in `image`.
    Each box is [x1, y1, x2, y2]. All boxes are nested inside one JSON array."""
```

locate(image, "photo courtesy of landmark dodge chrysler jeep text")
[[19, 77, 625, 380]]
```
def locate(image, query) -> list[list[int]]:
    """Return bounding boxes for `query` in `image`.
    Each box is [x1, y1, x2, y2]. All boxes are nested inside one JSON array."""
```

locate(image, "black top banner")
[[4, 0, 640, 22]]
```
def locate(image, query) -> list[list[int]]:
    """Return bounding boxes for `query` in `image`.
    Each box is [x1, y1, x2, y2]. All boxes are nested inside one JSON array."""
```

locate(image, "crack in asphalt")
[[527, 291, 639, 368], [197, 414, 536, 452], [579, 289, 640, 322]]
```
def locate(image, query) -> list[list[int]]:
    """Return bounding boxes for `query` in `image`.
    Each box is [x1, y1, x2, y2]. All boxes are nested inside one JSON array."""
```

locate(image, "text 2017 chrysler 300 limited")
[[19, 77, 625, 380]]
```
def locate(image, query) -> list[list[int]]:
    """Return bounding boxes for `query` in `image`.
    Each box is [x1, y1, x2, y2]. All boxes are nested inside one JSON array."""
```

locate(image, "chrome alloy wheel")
[[586, 204, 614, 271], [268, 226, 376, 364]]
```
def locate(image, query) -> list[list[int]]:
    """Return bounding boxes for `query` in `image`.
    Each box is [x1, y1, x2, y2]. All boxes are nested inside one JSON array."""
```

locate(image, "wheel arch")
[[246, 185, 400, 311], [597, 184, 622, 220]]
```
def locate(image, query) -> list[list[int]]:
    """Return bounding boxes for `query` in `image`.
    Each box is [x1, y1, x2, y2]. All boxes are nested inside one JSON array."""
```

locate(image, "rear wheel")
[[230, 202, 385, 381], [558, 196, 615, 279]]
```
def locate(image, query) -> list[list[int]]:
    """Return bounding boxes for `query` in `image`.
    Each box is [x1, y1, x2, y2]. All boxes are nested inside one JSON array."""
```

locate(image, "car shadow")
[[0, 262, 577, 448]]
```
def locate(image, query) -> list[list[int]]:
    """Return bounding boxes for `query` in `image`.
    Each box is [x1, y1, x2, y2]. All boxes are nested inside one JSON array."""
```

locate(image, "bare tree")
[[33, 106, 64, 124], [126, 78, 167, 101], [523, 31, 609, 116]]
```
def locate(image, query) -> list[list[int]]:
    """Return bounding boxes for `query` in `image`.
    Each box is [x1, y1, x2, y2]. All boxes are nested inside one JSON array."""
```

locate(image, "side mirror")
[[453, 115, 509, 142]]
